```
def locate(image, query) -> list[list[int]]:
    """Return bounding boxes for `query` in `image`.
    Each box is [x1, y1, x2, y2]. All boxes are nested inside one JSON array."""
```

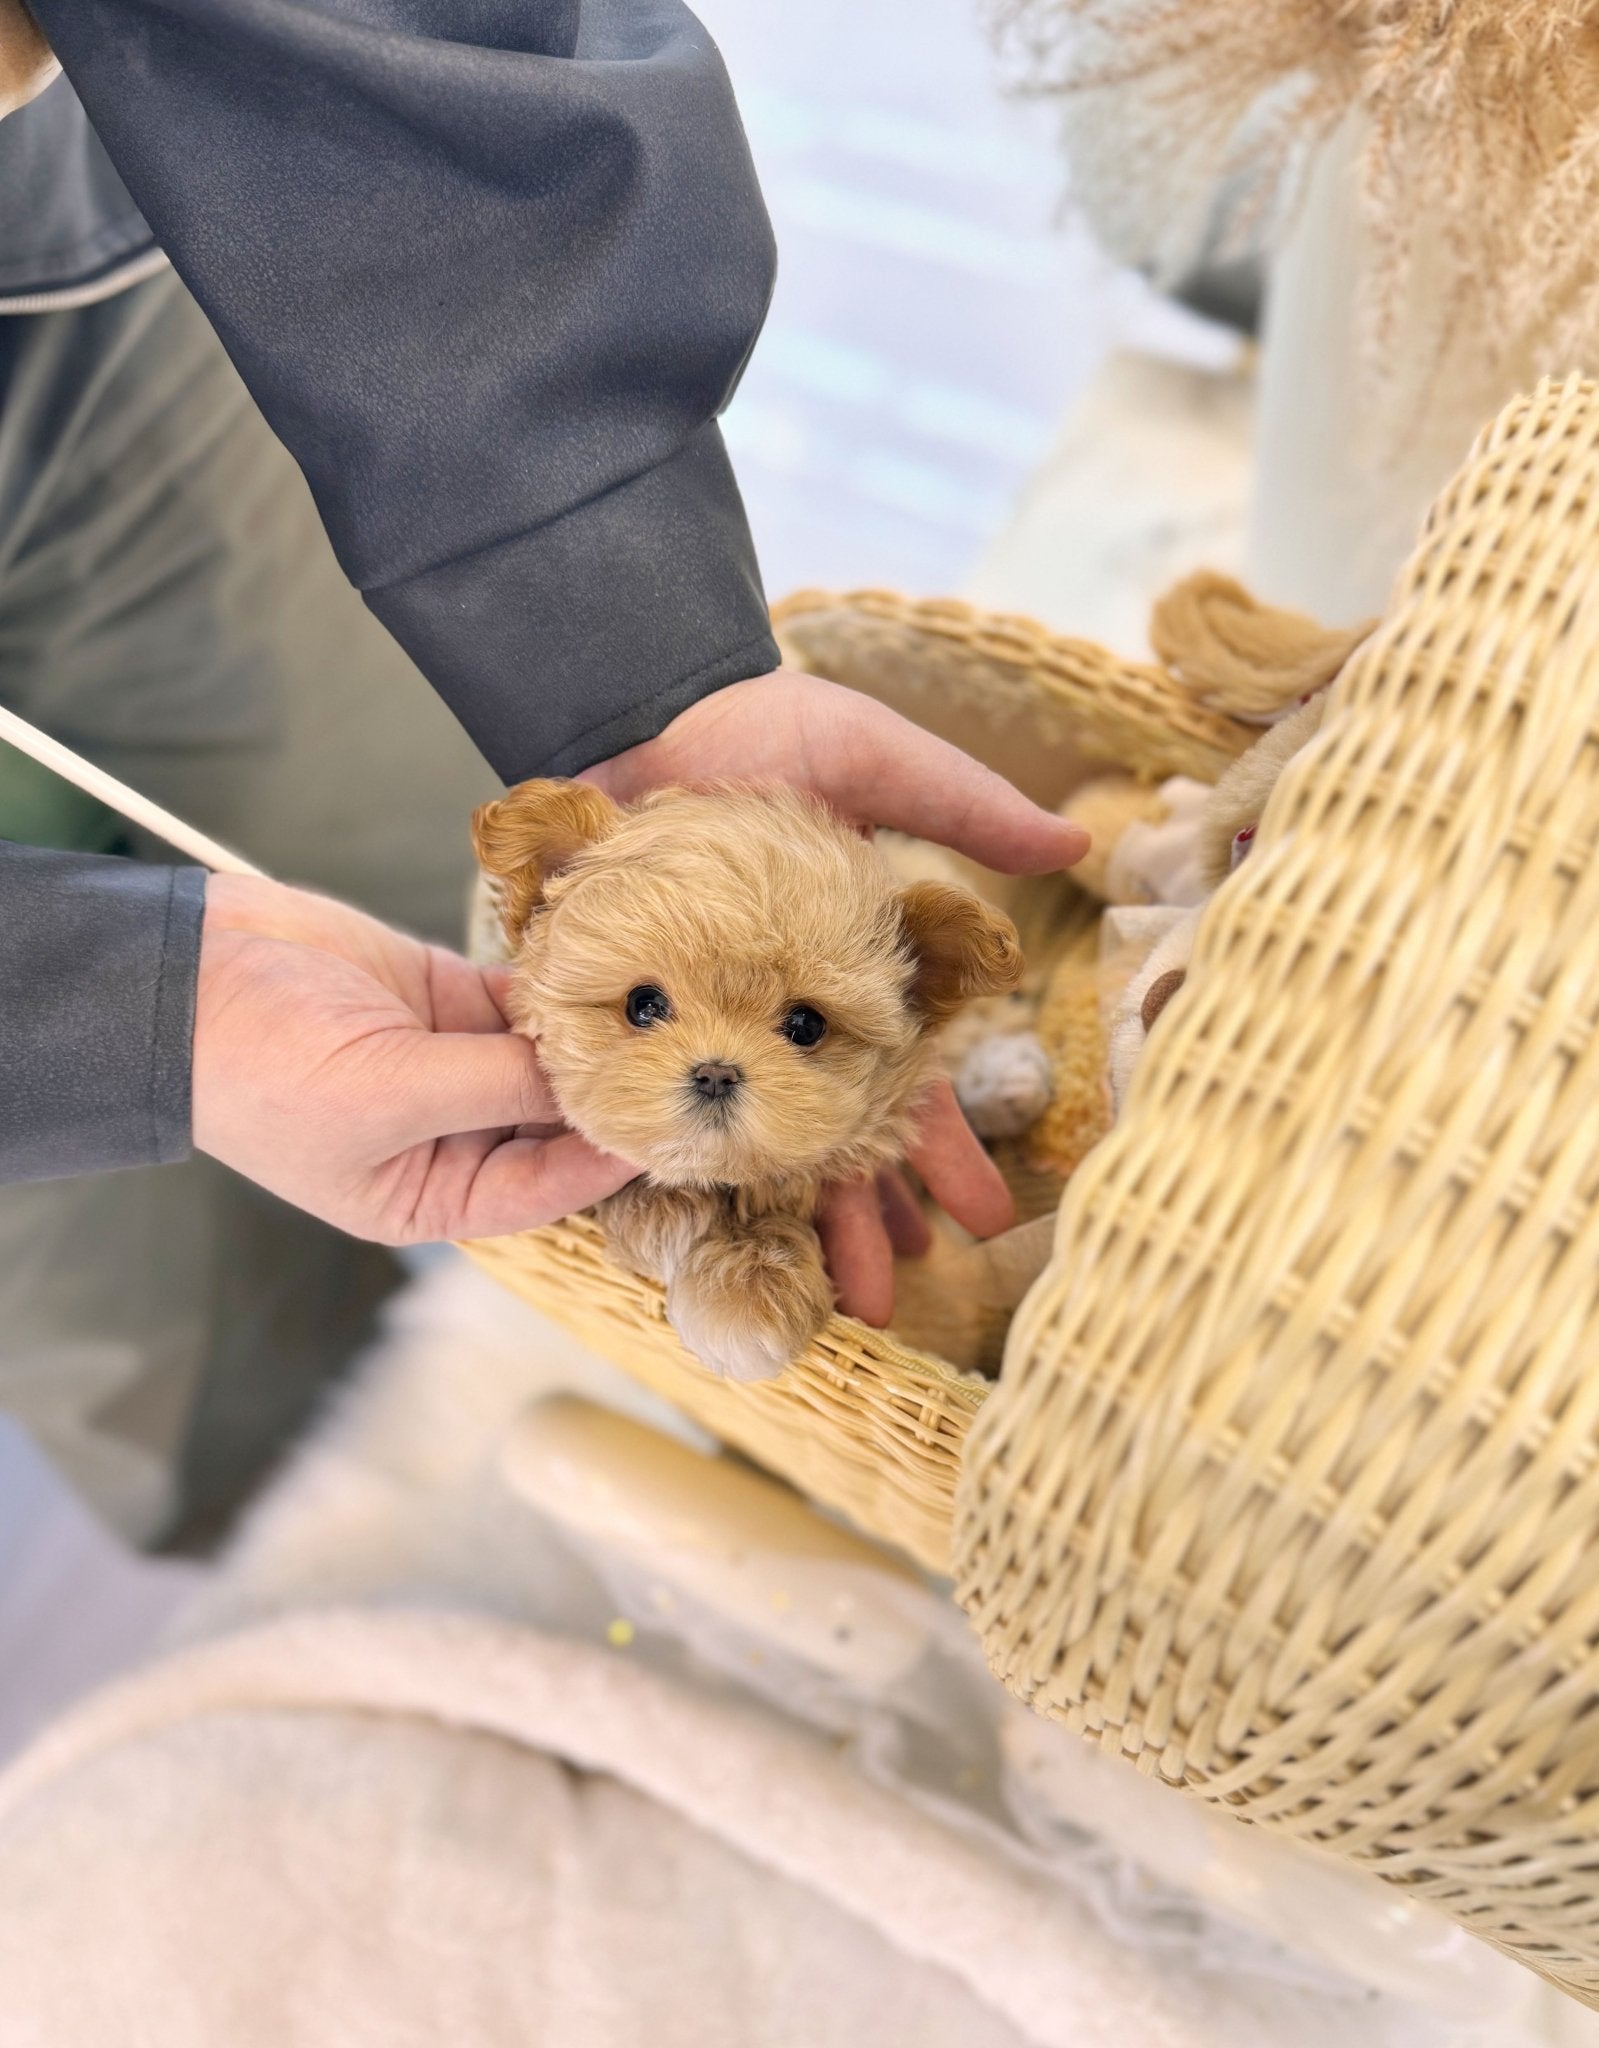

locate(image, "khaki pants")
[[0, 270, 497, 1542]]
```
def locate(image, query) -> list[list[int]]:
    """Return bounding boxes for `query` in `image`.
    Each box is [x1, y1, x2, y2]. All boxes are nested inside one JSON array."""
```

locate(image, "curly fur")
[[473, 782, 1022, 1379]]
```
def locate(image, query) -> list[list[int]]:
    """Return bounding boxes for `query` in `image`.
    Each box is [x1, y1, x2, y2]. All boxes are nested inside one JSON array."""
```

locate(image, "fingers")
[[877, 1168, 932, 1258], [815, 1176, 895, 1327], [425, 949, 521, 1035], [386, 1026, 565, 1147], [803, 686, 1088, 875], [441, 1129, 637, 1241], [479, 962, 516, 1026], [582, 672, 1087, 876], [906, 1076, 1015, 1239], [205, 869, 425, 979]]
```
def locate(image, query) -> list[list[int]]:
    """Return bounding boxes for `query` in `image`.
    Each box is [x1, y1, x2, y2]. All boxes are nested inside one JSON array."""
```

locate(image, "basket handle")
[[772, 585, 1263, 788]]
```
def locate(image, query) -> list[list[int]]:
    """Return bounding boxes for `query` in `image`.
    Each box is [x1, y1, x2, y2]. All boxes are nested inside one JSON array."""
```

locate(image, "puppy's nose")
[[691, 1061, 743, 1102]]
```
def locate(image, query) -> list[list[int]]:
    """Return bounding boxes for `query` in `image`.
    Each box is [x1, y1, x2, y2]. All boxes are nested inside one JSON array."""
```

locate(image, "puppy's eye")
[[625, 985, 672, 1029], [779, 1004, 828, 1049]]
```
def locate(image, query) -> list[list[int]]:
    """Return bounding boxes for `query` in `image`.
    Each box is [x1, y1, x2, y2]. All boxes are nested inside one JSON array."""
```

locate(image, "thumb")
[[382, 1025, 563, 1146], [814, 690, 1088, 876], [448, 1128, 638, 1239]]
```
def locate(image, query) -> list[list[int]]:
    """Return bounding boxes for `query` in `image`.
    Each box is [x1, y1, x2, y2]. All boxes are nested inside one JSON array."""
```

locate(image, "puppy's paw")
[[668, 1216, 834, 1381], [599, 1181, 721, 1284]]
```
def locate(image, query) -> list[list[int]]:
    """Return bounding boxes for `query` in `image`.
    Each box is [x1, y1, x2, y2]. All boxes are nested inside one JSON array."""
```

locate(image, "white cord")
[[0, 703, 266, 877]]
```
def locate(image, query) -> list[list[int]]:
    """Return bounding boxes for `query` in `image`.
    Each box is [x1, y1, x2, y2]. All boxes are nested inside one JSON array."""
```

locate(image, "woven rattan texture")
[[463, 1221, 985, 1574], [773, 587, 1255, 785], [955, 376, 1599, 2005]]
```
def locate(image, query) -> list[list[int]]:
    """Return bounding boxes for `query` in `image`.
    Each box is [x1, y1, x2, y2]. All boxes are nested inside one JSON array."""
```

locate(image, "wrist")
[[200, 868, 299, 937], [582, 667, 823, 802]]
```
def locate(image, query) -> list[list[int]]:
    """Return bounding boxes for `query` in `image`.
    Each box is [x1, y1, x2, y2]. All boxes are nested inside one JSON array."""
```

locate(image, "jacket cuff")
[[0, 846, 204, 1183], [364, 422, 781, 783]]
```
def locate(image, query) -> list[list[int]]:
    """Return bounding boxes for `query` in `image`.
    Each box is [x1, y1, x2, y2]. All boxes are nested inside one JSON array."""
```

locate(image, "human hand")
[[585, 669, 1087, 1322], [192, 872, 635, 1244]]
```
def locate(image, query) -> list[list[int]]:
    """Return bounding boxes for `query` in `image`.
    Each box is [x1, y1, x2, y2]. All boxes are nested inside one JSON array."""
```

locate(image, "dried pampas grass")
[[992, 1, 1599, 437]]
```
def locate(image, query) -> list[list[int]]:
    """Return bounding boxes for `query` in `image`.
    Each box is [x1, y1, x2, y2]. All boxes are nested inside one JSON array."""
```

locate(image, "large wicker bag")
[[957, 375, 1599, 2006]]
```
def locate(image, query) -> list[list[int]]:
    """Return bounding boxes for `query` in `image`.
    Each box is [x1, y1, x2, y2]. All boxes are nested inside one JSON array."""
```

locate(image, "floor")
[[0, 1419, 203, 1765]]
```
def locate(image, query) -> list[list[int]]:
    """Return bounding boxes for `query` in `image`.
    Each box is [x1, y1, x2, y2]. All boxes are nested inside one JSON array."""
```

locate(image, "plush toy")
[[871, 831, 1067, 1144], [888, 1211, 1059, 1377], [1108, 692, 1329, 1109], [1010, 933, 1114, 1181], [893, 687, 1336, 1377], [947, 1006, 1057, 1142], [930, 773, 1212, 1151], [1066, 772, 1213, 908]]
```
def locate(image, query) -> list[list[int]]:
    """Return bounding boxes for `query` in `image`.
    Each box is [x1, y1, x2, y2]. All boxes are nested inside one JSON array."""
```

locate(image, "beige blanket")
[[0, 1605, 1299, 2048], [0, 1262, 1558, 2047]]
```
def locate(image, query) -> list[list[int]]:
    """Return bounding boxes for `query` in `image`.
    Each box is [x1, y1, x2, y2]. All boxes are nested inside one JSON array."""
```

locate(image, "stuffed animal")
[[1108, 692, 1329, 1108], [888, 1210, 1059, 1376], [473, 780, 1023, 1381], [1067, 772, 1213, 908], [930, 774, 1211, 1149], [894, 689, 1336, 1376]]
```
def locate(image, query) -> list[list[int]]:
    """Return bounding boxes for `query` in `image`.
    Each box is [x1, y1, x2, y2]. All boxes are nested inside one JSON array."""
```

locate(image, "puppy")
[[472, 780, 1023, 1380]]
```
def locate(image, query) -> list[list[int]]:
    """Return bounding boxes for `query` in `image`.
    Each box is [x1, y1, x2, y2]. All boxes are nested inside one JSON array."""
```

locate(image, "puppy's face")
[[473, 782, 1022, 1189]]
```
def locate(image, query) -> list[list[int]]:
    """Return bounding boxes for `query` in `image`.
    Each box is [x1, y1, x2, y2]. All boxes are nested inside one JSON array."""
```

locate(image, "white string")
[[0, 703, 266, 877]]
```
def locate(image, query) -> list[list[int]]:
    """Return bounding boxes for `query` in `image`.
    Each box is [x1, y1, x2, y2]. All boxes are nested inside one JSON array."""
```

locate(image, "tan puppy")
[[473, 781, 1023, 1381]]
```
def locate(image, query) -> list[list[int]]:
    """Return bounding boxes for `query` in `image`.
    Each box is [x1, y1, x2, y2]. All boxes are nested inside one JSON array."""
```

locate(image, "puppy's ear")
[[471, 779, 621, 946], [898, 883, 1024, 1027]]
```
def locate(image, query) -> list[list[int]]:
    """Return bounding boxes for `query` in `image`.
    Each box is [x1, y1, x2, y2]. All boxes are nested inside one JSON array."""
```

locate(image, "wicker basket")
[[957, 375, 1599, 2006], [461, 596, 1254, 1574]]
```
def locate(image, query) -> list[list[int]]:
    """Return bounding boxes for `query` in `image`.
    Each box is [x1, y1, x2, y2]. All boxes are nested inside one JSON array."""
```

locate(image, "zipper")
[[0, 245, 169, 316]]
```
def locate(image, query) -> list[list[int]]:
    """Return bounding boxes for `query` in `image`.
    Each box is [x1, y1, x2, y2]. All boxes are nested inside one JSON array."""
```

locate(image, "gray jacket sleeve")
[[29, 0, 781, 783], [6, 0, 781, 1183], [0, 844, 203, 1182]]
